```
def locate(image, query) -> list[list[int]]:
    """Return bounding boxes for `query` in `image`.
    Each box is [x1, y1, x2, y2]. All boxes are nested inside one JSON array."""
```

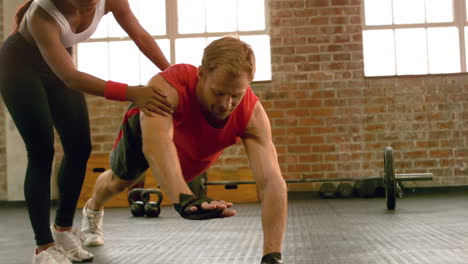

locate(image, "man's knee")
[[107, 171, 134, 193]]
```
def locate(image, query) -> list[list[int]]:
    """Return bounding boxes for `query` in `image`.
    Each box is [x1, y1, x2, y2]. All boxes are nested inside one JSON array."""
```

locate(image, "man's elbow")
[[141, 135, 171, 159], [276, 177, 287, 196], [142, 141, 160, 160], [262, 175, 287, 196], [142, 145, 155, 161]]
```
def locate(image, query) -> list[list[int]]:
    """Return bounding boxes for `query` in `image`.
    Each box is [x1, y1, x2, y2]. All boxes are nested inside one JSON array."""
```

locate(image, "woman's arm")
[[109, 0, 170, 71], [29, 7, 105, 96], [28, 7, 172, 116]]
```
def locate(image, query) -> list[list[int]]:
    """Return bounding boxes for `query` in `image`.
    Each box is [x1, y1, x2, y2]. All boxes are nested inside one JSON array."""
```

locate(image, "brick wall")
[[0, 0, 464, 198], [73, 0, 468, 190], [0, 0, 6, 194], [85, 97, 128, 153], [262, 0, 467, 187]]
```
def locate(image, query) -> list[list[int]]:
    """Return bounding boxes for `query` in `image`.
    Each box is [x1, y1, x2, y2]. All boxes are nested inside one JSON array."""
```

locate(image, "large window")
[[362, 0, 468, 77], [77, 0, 270, 85]]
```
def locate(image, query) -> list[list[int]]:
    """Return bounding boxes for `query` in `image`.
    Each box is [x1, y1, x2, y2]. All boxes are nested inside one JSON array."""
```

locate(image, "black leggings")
[[0, 33, 91, 246]]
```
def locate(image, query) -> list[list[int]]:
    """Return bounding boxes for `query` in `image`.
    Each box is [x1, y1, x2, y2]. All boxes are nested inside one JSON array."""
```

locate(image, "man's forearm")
[[143, 138, 192, 203], [260, 178, 287, 255]]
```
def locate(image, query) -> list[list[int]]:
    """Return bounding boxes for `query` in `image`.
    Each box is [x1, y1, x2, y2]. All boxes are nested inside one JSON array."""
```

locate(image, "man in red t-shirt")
[[81, 37, 287, 264]]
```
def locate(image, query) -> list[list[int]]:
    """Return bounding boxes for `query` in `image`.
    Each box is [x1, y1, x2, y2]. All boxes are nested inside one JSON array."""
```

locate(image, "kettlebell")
[[141, 189, 163, 218], [127, 188, 146, 217]]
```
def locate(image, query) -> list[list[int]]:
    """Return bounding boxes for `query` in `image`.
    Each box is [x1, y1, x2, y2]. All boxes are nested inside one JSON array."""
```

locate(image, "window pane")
[[140, 39, 171, 84], [238, 0, 265, 31], [393, 0, 425, 24], [240, 35, 271, 81], [94, 0, 165, 38], [108, 0, 139, 38], [426, 0, 453, 23], [363, 0, 392, 26], [427, 27, 459, 74], [178, 0, 206, 33], [139, 0, 166, 36], [90, 15, 109, 39], [362, 30, 395, 76], [175, 38, 207, 66], [206, 0, 237, 32], [206, 37, 219, 46], [395, 28, 428, 75], [109, 41, 140, 85], [77, 42, 109, 80]]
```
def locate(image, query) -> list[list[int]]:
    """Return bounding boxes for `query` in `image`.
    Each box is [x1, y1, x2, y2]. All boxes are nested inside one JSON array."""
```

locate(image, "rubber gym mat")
[[1, 191, 468, 263]]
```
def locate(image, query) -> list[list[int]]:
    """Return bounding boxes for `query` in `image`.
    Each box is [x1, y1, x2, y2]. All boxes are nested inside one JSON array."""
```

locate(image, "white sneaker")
[[81, 202, 104, 247], [32, 245, 72, 264], [51, 225, 94, 263]]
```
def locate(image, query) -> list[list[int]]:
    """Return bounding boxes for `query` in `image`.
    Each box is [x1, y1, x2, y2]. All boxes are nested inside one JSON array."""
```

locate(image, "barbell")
[[198, 147, 433, 210]]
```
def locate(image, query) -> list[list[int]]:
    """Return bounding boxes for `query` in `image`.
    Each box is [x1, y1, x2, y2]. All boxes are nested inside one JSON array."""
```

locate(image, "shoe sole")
[[71, 257, 94, 263], [84, 241, 104, 247]]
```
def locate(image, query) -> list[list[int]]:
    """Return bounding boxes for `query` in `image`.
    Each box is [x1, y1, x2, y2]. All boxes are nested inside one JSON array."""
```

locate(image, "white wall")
[[3, 0, 28, 201], [3, 0, 24, 38]]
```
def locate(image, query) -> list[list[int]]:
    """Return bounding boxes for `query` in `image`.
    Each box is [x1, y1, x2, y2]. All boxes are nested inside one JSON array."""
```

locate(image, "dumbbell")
[[141, 189, 163, 218], [128, 188, 146, 217]]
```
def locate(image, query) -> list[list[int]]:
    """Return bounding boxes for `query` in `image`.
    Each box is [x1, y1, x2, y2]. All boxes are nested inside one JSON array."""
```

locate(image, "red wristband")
[[104, 81, 128, 101]]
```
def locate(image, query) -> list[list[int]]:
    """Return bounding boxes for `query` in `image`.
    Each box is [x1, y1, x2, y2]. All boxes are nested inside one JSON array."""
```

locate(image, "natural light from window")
[[362, 0, 464, 77], [77, 0, 270, 85]]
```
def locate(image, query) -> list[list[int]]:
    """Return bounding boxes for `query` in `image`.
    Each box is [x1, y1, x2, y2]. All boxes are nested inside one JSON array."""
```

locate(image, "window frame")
[[361, 0, 468, 77], [75, 0, 271, 84]]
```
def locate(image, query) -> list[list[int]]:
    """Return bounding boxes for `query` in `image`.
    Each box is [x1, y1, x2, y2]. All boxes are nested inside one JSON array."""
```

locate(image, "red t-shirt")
[[159, 64, 259, 182]]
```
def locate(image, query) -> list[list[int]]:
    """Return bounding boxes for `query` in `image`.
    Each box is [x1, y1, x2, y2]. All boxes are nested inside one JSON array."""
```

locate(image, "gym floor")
[[1, 190, 468, 264]]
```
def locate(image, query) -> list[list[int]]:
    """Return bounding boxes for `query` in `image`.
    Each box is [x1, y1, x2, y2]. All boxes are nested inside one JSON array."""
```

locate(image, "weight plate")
[[384, 147, 396, 210]]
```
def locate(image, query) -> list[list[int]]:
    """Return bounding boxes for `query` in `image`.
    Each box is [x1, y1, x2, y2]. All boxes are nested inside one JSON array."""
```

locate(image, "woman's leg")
[[44, 75, 92, 228], [39, 67, 94, 263], [0, 62, 56, 247]]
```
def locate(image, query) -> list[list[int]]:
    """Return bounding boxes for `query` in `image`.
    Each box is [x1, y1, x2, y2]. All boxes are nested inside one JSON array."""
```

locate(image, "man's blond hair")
[[200, 36, 256, 82]]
